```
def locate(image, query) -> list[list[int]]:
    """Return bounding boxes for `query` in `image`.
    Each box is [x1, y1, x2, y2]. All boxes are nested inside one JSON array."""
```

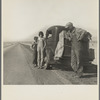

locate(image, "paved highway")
[[3, 43, 97, 85], [3, 43, 71, 85]]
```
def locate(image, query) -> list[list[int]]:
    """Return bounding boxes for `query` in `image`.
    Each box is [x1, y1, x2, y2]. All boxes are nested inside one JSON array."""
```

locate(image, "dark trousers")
[[71, 48, 83, 74], [33, 50, 37, 65]]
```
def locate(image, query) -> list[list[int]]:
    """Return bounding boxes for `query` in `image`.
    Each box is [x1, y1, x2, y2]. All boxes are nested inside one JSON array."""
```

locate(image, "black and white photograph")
[[2, 0, 99, 100], [3, 0, 98, 85]]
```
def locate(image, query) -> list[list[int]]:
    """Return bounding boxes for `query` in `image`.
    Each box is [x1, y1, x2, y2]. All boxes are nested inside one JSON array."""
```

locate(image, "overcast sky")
[[3, 0, 98, 42]]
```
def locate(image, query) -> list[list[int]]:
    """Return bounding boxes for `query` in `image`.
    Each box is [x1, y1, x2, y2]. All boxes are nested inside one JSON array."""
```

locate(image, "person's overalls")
[[37, 38, 45, 67], [71, 30, 83, 75]]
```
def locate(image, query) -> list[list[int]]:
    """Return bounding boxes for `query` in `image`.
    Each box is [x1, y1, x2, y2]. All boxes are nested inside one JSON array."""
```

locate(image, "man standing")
[[65, 22, 91, 78]]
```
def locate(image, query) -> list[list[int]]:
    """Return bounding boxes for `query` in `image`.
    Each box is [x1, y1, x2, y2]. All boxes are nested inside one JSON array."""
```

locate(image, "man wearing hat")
[[65, 22, 92, 78]]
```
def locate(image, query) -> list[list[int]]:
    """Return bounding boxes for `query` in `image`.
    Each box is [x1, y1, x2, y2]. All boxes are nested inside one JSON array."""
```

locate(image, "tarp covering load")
[[54, 30, 70, 60]]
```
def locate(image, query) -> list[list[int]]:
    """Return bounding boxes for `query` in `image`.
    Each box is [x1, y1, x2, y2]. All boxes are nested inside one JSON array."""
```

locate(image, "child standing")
[[37, 31, 46, 69], [30, 36, 38, 67]]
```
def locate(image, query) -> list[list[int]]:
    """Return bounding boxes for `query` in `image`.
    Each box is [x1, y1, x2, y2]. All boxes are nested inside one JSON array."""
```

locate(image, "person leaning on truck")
[[65, 22, 92, 78]]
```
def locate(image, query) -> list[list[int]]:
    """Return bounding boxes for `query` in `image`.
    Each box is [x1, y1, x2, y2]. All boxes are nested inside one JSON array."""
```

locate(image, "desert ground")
[[3, 41, 97, 85]]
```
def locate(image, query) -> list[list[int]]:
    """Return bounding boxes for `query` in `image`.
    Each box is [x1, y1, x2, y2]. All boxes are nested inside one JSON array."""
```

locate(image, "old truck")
[[44, 26, 94, 69]]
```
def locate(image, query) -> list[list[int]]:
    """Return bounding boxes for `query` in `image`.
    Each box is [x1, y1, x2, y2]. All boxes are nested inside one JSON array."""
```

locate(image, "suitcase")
[[89, 48, 95, 61]]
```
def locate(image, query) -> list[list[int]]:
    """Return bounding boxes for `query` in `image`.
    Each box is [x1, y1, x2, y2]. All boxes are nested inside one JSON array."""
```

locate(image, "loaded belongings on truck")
[[54, 29, 94, 65], [54, 30, 71, 60]]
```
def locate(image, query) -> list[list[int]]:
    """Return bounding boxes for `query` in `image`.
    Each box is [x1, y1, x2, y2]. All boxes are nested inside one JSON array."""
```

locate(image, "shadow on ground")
[[51, 63, 97, 78], [53, 63, 97, 72]]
